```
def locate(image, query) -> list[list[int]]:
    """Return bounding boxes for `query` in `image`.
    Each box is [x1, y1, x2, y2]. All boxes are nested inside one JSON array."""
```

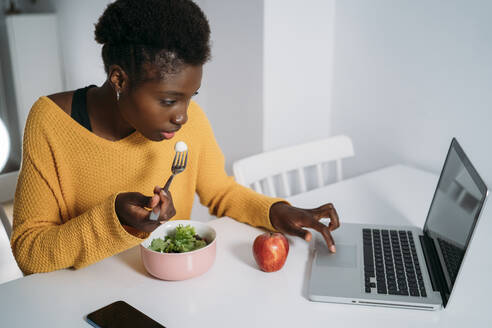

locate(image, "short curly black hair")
[[94, 0, 210, 86]]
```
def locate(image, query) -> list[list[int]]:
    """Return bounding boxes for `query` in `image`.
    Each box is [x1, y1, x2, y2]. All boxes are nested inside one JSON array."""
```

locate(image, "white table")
[[1, 165, 491, 327]]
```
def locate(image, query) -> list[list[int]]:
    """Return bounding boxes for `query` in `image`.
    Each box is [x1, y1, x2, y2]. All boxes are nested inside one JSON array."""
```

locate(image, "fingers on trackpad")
[[315, 244, 357, 268]]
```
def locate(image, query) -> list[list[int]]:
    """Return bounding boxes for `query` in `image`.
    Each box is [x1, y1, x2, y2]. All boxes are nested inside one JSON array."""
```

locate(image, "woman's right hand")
[[115, 187, 176, 232]]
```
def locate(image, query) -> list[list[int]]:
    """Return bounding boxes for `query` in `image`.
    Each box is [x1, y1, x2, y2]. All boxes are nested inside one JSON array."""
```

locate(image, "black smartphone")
[[86, 300, 165, 328]]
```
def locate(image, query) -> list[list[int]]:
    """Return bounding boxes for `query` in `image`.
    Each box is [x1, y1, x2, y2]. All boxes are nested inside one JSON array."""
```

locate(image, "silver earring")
[[116, 90, 120, 102]]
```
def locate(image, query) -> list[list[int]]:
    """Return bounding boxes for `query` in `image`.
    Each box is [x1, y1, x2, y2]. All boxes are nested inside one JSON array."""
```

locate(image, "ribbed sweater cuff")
[[255, 197, 291, 232]]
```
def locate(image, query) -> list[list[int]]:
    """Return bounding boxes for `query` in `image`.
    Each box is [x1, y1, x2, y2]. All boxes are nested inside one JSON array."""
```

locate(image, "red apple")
[[252, 232, 289, 272]]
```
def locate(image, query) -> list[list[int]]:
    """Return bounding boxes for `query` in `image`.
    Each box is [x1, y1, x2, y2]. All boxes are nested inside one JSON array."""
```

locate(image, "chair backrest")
[[233, 135, 354, 198], [0, 206, 11, 239], [0, 206, 23, 283]]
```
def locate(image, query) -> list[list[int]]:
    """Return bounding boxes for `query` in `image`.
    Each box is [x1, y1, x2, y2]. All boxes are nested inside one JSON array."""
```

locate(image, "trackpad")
[[315, 244, 357, 268]]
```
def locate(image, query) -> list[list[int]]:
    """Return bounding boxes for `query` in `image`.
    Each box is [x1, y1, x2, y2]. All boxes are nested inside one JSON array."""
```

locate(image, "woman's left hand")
[[269, 202, 340, 252]]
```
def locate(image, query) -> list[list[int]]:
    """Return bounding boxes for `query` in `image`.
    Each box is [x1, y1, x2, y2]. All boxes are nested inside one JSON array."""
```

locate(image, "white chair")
[[0, 205, 12, 239], [0, 205, 23, 284], [233, 135, 355, 198]]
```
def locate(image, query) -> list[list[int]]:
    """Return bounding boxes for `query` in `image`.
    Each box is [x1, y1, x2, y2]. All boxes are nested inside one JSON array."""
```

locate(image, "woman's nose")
[[172, 108, 188, 125]]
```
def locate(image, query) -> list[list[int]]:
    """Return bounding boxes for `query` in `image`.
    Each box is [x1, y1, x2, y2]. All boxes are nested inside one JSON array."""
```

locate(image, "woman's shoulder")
[[28, 92, 72, 119], [24, 93, 74, 139], [187, 100, 210, 126], [46, 91, 75, 116], [182, 101, 217, 143]]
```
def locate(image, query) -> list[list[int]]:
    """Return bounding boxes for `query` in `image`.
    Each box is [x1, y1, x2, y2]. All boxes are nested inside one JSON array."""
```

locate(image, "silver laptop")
[[308, 138, 488, 310]]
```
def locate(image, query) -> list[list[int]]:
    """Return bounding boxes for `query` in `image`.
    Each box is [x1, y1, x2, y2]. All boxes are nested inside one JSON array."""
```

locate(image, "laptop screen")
[[424, 138, 488, 297]]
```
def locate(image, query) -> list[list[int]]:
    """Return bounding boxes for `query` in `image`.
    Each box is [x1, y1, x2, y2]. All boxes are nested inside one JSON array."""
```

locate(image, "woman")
[[11, 0, 339, 274]]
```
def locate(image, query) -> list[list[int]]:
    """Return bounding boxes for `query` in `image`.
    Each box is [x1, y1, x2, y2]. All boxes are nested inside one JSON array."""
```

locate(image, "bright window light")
[[0, 118, 10, 172]]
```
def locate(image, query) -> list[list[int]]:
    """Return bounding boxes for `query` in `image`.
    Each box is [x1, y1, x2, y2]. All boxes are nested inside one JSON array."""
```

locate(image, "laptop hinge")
[[419, 234, 450, 307]]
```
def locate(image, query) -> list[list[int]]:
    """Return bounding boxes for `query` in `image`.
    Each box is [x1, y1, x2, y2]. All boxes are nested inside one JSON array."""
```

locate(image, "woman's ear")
[[108, 65, 128, 93]]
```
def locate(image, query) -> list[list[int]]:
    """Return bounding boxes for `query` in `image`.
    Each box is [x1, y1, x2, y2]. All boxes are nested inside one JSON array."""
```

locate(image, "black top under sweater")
[[71, 85, 96, 131]]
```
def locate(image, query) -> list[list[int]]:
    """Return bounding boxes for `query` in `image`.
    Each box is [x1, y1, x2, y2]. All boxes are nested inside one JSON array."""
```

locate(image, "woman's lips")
[[161, 131, 176, 139]]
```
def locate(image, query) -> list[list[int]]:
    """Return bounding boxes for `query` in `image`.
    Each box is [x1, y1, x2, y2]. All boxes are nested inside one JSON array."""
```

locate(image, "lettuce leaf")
[[149, 224, 207, 253]]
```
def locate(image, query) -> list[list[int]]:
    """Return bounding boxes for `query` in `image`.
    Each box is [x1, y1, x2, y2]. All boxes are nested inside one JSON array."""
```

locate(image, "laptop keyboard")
[[437, 237, 464, 285], [363, 229, 427, 297]]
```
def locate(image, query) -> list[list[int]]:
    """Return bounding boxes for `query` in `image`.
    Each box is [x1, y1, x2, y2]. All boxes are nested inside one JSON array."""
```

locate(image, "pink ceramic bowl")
[[140, 220, 216, 281]]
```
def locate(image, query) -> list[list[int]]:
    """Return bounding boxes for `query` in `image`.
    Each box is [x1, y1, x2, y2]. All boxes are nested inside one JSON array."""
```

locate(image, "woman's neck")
[[87, 81, 136, 141]]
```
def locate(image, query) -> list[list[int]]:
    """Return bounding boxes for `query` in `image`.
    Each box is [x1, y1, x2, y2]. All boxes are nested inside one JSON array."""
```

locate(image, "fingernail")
[[161, 190, 167, 196], [330, 245, 336, 253]]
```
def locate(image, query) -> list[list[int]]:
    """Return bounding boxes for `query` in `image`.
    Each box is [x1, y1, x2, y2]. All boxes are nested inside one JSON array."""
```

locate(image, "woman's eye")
[[161, 99, 176, 106]]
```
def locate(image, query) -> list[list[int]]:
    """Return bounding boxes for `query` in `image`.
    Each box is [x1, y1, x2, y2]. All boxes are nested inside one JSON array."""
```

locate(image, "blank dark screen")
[[424, 145, 485, 293], [87, 301, 165, 328]]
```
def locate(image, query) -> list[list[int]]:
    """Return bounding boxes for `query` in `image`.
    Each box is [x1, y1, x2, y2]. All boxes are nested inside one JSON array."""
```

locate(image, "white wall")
[[51, 0, 111, 89], [330, 0, 492, 183], [263, 0, 336, 151], [196, 0, 264, 172]]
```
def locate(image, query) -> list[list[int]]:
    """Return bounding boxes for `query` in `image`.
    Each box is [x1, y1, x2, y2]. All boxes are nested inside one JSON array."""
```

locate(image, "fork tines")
[[173, 151, 188, 170]]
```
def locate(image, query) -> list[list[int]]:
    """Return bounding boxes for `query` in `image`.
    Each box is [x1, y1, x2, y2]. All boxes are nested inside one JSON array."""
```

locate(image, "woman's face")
[[119, 64, 202, 142]]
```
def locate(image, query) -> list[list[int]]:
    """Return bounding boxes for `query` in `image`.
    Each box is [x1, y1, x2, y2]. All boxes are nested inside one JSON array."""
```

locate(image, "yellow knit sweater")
[[12, 97, 282, 274]]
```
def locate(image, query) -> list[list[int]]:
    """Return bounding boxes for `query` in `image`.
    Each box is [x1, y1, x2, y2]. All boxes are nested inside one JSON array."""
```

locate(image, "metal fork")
[[149, 150, 188, 221]]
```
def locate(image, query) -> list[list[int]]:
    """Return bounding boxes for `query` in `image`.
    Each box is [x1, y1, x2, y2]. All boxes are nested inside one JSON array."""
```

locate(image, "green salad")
[[149, 224, 208, 253]]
